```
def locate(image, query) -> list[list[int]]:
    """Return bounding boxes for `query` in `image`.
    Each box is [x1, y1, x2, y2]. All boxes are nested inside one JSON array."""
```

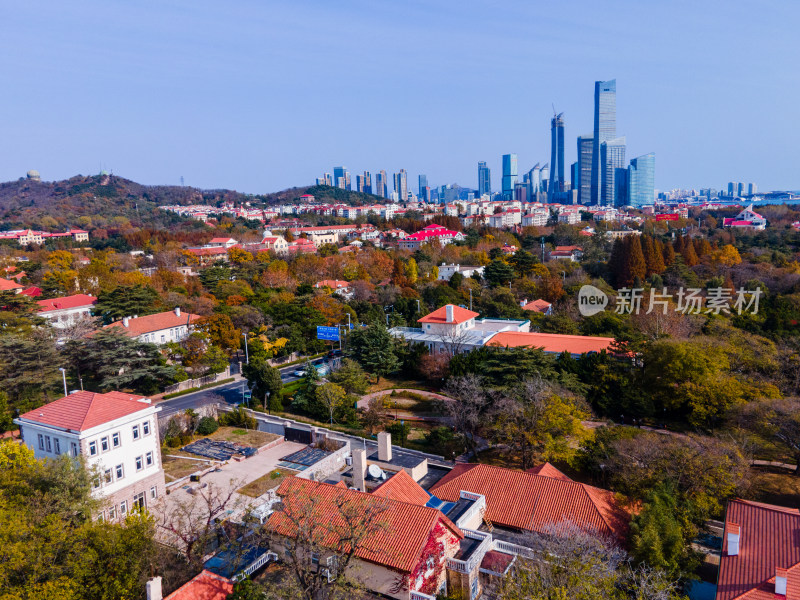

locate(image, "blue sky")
[[1, 1, 797, 194]]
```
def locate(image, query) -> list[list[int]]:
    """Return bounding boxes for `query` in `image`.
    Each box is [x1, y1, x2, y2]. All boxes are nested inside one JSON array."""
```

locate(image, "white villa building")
[[437, 263, 485, 282], [103, 307, 201, 345], [36, 293, 97, 329], [15, 391, 166, 520]]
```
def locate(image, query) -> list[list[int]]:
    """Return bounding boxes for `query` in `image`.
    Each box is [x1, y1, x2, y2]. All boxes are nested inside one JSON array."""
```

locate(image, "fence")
[[163, 366, 231, 395]]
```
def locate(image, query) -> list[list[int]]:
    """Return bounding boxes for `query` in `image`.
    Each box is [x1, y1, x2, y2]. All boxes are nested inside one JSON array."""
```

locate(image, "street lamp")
[[59, 368, 68, 397], [242, 332, 249, 365]]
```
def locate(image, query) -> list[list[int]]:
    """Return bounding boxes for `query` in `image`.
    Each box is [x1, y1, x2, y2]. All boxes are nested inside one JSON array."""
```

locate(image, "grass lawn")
[[237, 468, 296, 498], [366, 376, 437, 394], [207, 426, 280, 448], [747, 467, 800, 507]]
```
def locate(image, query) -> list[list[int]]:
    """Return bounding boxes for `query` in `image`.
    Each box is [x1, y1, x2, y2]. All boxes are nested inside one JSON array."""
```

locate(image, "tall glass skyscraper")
[[333, 166, 351, 190], [393, 169, 408, 201], [549, 113, 565, 196], [591, 79, 617, 204], [600, 137, 626, 206], [577, 135, 593, 205], [627, 153, 655, 207], [418, 174, 428, 195], [375, 170, 388, 198], [502, 154, 518, 198], [478, 161, 491, 196]]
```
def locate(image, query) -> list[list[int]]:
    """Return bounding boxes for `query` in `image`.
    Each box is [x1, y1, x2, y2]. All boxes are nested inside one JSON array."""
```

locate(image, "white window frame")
[[112, 432, 121, 448], [89, 440, 98, 456], [115, 464, 124, 480], [145, 451, 153, 467], [103, 469, 113, 485], [120, 501, 127, 516], [142, 421, 150, 436], [150, 486, 158, 500], [135, 456, 143, 471], [108, 505, 116, 520], [38, 434, 44, 450], [71, 442, 79, 457], [132, 425, 140, 440], [45, 436, 52, 453], [54, 438, 61, 455], [100, 436, 109, 452]]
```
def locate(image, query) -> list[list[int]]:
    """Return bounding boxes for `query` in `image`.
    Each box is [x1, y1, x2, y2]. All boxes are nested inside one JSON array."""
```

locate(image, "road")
[[156, 357, 331, 419]]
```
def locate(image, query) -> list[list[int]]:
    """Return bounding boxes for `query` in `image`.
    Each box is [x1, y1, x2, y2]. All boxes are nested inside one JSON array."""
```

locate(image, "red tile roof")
[[0, 278, 23, 291], [430, 463, 630, 541], [480, 550, 516, 575], [36, 294, 96, 312], [527, 462, 572, 481], [717, 499, 800, 600], [372, 470, 431, 506], [18, 391, 151, 432], [315, 280, 350, 290], [165, 570, 234, 600], [486, 331, 615, 355], [418, 305, 479, 325], [20, 286, 42, 297], [268, 477, 462, 573], [521, 299, 552, 313], [103, 310, 200, 337]]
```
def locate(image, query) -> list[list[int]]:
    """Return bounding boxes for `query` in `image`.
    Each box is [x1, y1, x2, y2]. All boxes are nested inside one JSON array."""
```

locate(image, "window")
[[150, 486, 158, 500], [103, 469, 113, 485], [160, 335, 165, 343], [119, 501, 127, 516], [115, 464, 124, 480], [142, 421, 150, 436], [38, 434, 44, 450], [45, 436, 52, 453], [471, 577, 478, 600], [108, 505, 116, 520], [54, 438, 61, 455], [145, 451, 153, 467], [133, 492, 145, 510], [311, 552, 320, 565], [97, 511, 104, 522], [71, 442, 79, 457], [100, 436, 109, 452], [135, 456, 143, 471], [132, 425, 140, 440], [92, 476, 101, 490], [89, 440, 97, 456], [112, 432, 120, 448]]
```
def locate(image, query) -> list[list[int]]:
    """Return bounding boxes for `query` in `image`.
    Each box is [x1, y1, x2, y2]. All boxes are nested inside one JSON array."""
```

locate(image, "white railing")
[[232, 550, 276, 581], [410, 591, 436, 600], [446, 530, 492, 574], [493, 540, 535, 559], [454, 493, 486, 529]]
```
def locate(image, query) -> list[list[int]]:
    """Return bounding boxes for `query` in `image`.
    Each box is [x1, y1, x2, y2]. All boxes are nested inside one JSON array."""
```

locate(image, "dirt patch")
[[206, 427, 280, 448], [747, 467, 800, 508], [237, 468, 296, 498], [162, 455, 212, 482]]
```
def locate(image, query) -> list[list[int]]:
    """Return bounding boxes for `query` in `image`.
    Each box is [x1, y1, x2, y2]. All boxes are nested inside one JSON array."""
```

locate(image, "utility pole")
[[541, 236, 545, 262], [242, 332, 249, 364], [469, 288, 472, 311], [59, 368, 68, 397]]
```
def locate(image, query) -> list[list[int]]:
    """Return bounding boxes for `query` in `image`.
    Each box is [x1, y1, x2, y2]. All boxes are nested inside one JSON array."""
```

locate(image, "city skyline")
[[1, 1, 797, 194]]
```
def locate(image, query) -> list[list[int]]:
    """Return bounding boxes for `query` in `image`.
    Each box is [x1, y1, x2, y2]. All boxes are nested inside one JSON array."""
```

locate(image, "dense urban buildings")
[[333, 166, 351, 190]]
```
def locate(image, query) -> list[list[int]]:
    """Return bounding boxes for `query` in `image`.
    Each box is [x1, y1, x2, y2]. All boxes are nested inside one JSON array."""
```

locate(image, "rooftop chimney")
[[521, 299, 528, 308], [122, 317, 130, 328], [378, 431, 392, 462], [352, 448, 367, 492], [174, 306, 181, 317], [726, 522, 740, 556], [776, 567, 788, 596], [445, 304, 454, 323], [146, 577, 163, 600]]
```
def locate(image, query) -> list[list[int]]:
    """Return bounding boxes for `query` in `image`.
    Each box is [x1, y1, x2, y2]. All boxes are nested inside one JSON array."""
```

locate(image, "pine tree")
[[641, 235, 656, 276], [650, 238, 666, 274], [673, 235, 684, 254], [622, 235, 647, 286], [662, 241, 676, 266]]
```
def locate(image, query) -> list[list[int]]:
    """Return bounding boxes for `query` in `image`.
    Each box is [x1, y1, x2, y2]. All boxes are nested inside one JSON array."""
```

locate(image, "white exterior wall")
[[135, 324, 191, 345], [39, 305, 94, 329]]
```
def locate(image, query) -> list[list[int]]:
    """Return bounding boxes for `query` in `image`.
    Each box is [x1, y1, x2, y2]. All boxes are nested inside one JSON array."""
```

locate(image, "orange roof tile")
[[0, 278, 24, 291], [521, 299, 552, 313], [527, 462, 573, 481], [103, 311, 200, 337], [372, 470, 431, 506], [268, 478, 462, 573], [486, 331, 615, 354], [430, 463, 630, 541], [165, 570, 234, 600], [18, 391, 151, 432], [418, 304, 479, 325]]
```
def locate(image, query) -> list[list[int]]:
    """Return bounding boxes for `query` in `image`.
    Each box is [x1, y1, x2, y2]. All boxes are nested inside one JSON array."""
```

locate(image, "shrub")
[[166, 436, 182, 448], [219, 406, 257, 429], [196, 417, 219, 435]]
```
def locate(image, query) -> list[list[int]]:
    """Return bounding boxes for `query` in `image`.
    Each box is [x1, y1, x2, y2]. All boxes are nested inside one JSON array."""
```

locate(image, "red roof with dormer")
[[0, 278, 23, 292], [36, 294, 97, 313], [165, 570, 234, 600], [405, 224, 460, 241], [17, 391, 152, 432], [717, 499, 800, 600], [418, 304, 479, 325]]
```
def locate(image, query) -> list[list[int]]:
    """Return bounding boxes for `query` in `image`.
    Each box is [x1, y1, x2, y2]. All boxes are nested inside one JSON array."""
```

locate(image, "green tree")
[[313, 383, 347, 423], [94, 284, 161, 323], [196, 313, 241, 353], [483, 258, 515, 287], [509, 249, 537, 277], [65, 329, 178, 394], [329, 359, 369, 395], [242, 357, 283, 406], [348, 323, 399, 383]]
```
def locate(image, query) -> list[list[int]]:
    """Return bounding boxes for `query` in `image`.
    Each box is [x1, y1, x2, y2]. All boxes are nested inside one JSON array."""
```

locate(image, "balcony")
[[446, 529, 492, 574], [410, 592, 436, 600]]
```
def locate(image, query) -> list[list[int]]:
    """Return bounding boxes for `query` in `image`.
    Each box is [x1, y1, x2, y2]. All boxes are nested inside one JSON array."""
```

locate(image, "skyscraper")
[[600, 137, 626, 206], [748, 183, 757, 195], [627, 153, 655, 207], [614, 168, 629, 207], [502, 154, 518, 199], [540, 163, 549, 192], [591, 79, 617, 205], [355, 171, 372, 194], [549, 113, 565, 196], [333, 166, 351, 190], [570, 162, 578, 194], [478, 161, 491, 197], [375, 170, 388, 198], [393, 169, 408, 202], [356, 174, 365, 193], [577, 135, 593, 205], [418, 174, 428, 196]]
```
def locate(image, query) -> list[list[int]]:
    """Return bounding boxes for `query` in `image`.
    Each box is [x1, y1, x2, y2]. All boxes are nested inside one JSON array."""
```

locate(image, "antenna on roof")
[[552, 103, 556, 117]]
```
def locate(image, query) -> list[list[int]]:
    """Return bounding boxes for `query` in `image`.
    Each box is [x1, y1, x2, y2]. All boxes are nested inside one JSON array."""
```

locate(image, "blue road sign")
[[316, 325, 340, 341]]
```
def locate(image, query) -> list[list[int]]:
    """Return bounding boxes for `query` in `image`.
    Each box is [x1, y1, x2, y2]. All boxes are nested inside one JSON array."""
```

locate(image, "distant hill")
[[260, 184, 386, 207], [0, 174, 248, 233]]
